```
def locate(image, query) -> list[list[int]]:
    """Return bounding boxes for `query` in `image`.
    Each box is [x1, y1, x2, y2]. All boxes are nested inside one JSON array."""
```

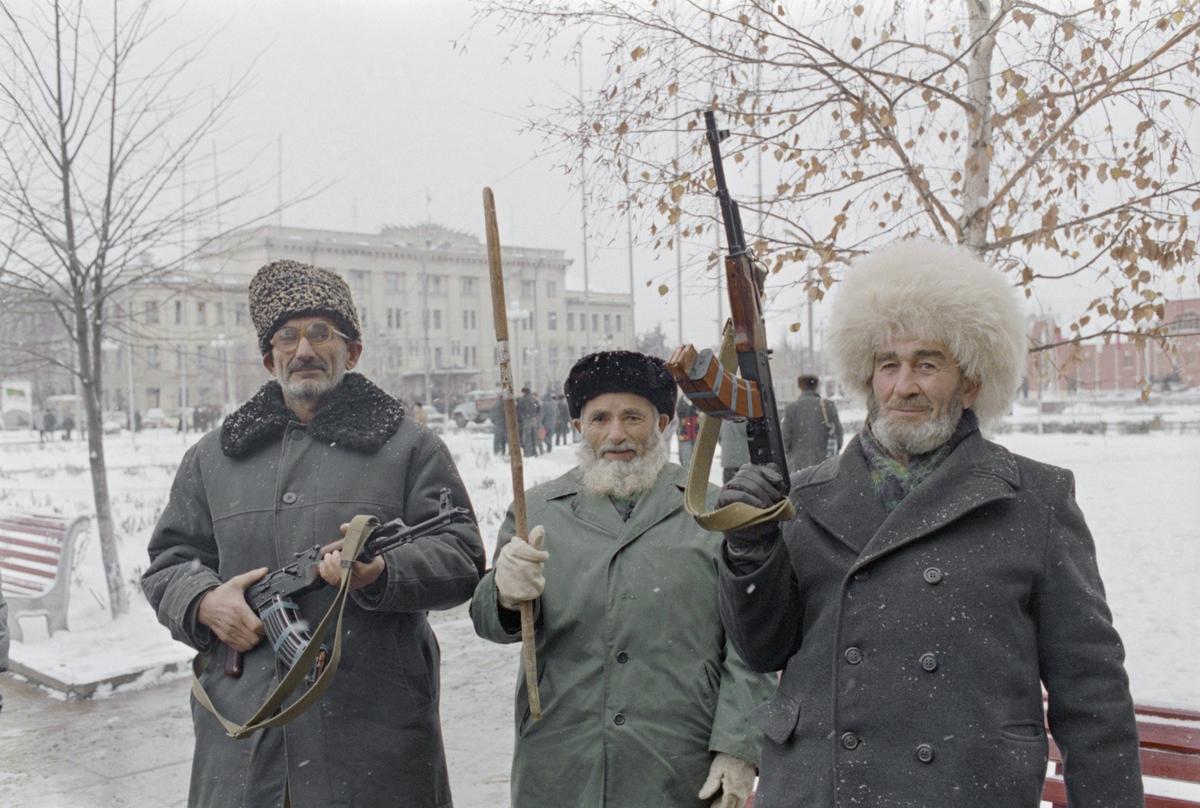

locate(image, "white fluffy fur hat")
[[826, 239, 1026, 423]]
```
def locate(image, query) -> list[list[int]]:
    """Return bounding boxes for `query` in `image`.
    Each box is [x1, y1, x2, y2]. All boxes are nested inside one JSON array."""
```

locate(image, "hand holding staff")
[[482, 186, 542, 721]]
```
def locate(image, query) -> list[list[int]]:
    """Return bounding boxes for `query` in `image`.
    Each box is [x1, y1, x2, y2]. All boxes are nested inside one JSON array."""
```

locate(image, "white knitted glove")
[[494, 525, 548, 611], [698, 752, 757, 808]]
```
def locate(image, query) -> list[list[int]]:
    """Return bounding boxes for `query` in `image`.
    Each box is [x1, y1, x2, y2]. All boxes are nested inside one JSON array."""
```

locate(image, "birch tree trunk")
[[960, 0, 999, 251]]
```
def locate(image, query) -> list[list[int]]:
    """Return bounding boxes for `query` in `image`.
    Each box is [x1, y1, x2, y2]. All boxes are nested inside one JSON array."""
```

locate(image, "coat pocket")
[[748, 689, 801, 745]]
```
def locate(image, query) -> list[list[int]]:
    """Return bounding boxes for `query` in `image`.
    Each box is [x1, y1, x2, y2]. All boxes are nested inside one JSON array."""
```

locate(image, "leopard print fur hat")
[[249, 260, 362, 354]]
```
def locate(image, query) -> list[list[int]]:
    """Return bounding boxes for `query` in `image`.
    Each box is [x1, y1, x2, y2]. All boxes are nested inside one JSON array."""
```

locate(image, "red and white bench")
[[0, 513, 89, 642]]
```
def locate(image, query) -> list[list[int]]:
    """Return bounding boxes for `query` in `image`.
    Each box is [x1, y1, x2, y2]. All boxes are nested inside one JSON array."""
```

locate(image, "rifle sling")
[[190, 514, 377, 739], [684, 320, 796, 531]]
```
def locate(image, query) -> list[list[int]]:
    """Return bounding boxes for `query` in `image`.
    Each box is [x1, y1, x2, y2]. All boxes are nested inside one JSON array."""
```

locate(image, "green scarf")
[[858, 409, 978, 512]]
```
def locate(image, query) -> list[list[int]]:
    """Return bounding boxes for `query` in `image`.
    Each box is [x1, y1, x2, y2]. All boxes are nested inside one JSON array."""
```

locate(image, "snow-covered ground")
[[1, 414, 1197, 707]]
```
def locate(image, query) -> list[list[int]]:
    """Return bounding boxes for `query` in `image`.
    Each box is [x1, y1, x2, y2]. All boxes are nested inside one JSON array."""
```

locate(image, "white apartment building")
[[100, 223, 635, 415]]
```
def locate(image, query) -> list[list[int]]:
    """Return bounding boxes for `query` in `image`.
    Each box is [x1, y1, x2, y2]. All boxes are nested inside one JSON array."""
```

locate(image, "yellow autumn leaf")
[[658, 284, 670, 296], [631, 46, 646, 61]]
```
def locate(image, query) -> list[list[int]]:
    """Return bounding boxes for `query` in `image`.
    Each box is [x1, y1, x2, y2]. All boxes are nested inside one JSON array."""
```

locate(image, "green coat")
[[472, 463, 773, 808]]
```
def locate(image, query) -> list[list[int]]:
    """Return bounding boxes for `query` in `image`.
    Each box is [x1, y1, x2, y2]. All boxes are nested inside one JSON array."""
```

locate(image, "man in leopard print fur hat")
[[143, 259, 484, 808]]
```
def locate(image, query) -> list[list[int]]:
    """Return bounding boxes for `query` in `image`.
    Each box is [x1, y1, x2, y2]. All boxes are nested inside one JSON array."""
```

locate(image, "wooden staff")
[[482, 186, 542, 721]]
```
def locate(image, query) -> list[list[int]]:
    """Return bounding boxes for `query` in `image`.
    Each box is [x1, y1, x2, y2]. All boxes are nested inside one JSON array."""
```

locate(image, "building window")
[[144, 301, 160, 325], [568, 312, 575, 331], [175, 300, 184, 325], [387, 308, 403, 329], [451, 341, 461, 357], [349, 270, 370, 290], [216, 302, 225, 325], [603, 314, 611, 334], [196, 302, 207, 325], [196, 345, 207, 371], [462, 310, 471, 330], [615, 314, 622, 333], [461, 277, 477, 295], [548, 311, 558, 331], [359, 307, 368, 329], [549, 346, 559, 365], [423, 275, 444, 294], [435, 347, 443, 366], [521, 279, 536, 299], [433, 310, 442, 329], [592, 313, 599, 332], [385, 273, 402, 293], [235, 303, 248, 325], [547, 281, 557, 298], [146, 345, 160, 368]]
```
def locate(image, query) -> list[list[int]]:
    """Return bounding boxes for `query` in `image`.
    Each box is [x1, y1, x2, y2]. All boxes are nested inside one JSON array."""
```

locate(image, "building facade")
[[99, 223, 635, 417], [1025, 298, 1200, 395]]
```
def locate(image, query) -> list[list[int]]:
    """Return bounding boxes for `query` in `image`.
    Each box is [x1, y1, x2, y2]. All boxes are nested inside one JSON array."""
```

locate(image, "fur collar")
[[220, 373, 405, 458]]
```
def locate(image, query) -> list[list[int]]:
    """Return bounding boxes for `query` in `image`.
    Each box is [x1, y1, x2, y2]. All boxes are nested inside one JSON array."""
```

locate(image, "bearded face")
[[573, 392, 670, 498], [867, 337, 980, 459]]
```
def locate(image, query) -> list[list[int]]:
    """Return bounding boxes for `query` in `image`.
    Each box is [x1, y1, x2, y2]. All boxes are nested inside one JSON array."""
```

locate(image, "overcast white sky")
[[80, 0, 1200, 353]]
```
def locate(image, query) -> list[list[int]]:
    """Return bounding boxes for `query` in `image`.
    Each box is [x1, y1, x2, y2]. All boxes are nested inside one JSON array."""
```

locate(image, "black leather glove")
[[716, 463, 788, 543]]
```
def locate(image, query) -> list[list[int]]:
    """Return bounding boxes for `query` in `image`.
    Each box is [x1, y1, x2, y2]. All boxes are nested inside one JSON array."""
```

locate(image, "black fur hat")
[[563, 351, 677, 420], [249, 260, 362, 354]]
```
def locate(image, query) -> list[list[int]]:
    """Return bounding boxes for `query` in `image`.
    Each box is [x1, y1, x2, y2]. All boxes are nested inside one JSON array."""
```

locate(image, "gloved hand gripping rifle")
[[224, 488, 473, 679]]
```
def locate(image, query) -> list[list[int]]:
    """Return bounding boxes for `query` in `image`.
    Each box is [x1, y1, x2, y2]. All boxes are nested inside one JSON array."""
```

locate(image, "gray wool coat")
[[472, 463, 774, 807], [142, 375, 485, 808], [781, 391, 843, 471], [719, 429, 1142, 808]]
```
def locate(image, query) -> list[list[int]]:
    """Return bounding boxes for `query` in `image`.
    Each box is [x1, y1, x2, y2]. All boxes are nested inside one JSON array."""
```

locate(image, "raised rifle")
[[667, 109, 790, 499], [224, 488, 473, 679]]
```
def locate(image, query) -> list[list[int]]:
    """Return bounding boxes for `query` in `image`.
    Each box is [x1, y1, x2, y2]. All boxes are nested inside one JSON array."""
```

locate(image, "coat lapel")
[[618, 464, 686, 547], [855, 431, 1020, 566], [793, 439, 890, 556]]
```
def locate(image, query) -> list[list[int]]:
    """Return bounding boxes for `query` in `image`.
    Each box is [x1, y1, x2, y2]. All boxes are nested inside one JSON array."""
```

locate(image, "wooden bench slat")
[[1141, 748, 1200, 782], [0, 559, 58, 579], [1140, 706, 1200, 722], [0, 517, 68, 536], [0, 533, 65, 554], [0, 546, 61, 567]]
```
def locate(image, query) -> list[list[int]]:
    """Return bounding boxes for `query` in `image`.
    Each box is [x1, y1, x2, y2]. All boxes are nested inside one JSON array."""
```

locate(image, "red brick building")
[[1026, 298, 1200, 394]]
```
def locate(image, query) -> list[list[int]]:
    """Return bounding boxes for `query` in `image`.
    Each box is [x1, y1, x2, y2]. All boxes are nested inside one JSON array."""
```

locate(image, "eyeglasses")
[[270, 322, 349, 351]]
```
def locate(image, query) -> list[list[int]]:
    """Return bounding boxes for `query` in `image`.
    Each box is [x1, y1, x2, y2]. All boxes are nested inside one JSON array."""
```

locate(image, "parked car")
[[102, 411, 127, 434], [423, 405, 447, 434], [452, 389, 500, 429]]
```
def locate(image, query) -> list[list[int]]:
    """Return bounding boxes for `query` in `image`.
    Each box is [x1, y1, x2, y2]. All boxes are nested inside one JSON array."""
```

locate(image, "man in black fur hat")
[[472, 350, 773, 808], [142, 259, 485, 808]]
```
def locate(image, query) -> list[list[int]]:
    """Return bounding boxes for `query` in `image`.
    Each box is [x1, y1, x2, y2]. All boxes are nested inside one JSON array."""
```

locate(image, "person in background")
[[716, 240, 1141, 808], [540, 389, 557, 454], [554, 394, 570, 445], [781, 374, 843, 472], [676, 398, 700, 469], [718, 418, 749, 485], [490, 395, 507, 455], [516, 385, 540, 457]]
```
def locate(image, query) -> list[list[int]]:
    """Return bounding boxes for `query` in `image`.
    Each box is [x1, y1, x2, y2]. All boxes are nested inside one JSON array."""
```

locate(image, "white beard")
[[868, 392, 964, 457], [577, 426, 669, 498]]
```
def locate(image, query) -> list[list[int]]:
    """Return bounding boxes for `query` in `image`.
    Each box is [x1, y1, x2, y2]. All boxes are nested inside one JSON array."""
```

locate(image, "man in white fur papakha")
[[716, 240, 1142, 808], [472, 350, 774, 808]]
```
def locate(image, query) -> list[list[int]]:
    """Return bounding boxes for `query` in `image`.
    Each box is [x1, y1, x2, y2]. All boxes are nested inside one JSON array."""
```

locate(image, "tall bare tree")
[[474, 0, 1200, 353], [0, 1, 253, 616]]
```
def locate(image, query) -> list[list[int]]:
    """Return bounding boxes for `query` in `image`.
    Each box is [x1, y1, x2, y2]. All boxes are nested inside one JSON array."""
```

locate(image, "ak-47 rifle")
[[667, 110, 790, 497], [224, 489, 473, 679]]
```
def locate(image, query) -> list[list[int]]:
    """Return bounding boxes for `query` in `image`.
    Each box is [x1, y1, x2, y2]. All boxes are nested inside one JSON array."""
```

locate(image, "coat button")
[[613, 713, 626, 726], [844, 646, 863, 665], [923, 567, 944, 585], [281, 492, 298, 504], [616, 651, 629, 664], [916, 743, 935, 763], [841, 731, 860, 750], [919, 653, 938, 672]]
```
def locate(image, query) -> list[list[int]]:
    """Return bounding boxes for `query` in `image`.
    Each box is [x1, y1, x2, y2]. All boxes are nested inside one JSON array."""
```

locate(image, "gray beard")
[[576, 427, 669, 498], [277, 364, 347, 402], [868, 392, 964, 458]]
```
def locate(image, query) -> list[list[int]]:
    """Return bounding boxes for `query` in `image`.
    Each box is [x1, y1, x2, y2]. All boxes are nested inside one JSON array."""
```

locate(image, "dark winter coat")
[[781, 391, 843, 471], [719, 429, 1142, 808], [142, 374, 485, 808], [472, 463, 774, 807]]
